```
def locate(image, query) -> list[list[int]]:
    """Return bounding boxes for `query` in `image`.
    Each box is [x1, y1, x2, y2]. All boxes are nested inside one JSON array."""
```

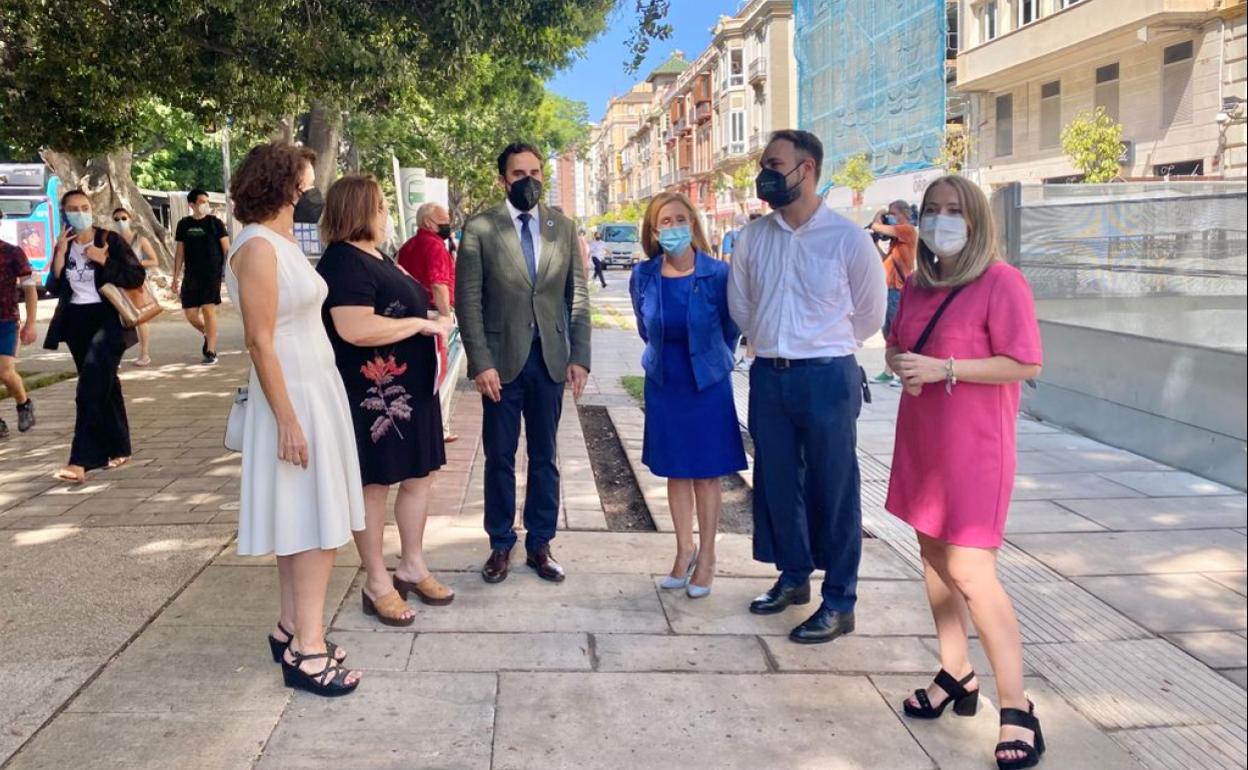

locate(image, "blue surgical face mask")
[[657, 224, 692, 256], [66, 211, 94, 232]]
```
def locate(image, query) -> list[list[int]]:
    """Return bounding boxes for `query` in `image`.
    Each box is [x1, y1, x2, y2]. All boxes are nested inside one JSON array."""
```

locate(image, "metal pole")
[[221, 118, 234, 232]]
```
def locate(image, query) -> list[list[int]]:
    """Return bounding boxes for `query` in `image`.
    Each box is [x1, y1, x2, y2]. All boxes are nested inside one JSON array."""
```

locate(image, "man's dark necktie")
[[518, 213, 537, 283]]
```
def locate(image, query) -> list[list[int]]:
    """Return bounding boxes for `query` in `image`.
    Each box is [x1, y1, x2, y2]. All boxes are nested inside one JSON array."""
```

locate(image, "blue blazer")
[[629, 250, 740, 391]]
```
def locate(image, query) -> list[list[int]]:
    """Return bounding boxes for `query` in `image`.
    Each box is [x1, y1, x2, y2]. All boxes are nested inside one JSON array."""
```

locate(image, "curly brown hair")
[[230, 142, 317, 224]]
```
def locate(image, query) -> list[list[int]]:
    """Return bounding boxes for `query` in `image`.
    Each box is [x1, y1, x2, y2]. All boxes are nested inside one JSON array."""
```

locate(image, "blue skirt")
[[642, 339, 747, 479]]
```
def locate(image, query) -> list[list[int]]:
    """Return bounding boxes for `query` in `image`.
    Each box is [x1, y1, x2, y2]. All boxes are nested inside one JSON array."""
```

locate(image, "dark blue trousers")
[[482, 340, 565, 552], [748, 356, 863, 612]]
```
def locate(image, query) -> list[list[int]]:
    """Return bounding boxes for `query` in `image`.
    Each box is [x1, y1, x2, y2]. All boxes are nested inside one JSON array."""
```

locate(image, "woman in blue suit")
[[630, 192, 747, 598]]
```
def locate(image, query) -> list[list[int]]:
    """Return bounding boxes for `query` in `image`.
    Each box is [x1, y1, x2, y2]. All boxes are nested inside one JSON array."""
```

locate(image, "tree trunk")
[[305, 100, 341, 193], [41, 148, 175, 273], [271, 115, 298, 143]]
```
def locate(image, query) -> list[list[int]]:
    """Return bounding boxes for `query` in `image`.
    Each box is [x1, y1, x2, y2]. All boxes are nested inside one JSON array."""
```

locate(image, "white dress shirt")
[[728, 205, 886, 359], [505, 198, 543, 272]]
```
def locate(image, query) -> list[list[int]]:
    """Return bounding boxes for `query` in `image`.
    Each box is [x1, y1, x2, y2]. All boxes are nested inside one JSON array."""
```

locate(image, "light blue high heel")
[[659, 548, 698, 590], [686, 581, 712, 599]]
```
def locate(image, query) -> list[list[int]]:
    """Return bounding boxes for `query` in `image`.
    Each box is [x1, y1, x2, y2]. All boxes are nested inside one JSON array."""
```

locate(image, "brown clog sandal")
[[394, 574, 456, 606], [361, 589, 416, 627]]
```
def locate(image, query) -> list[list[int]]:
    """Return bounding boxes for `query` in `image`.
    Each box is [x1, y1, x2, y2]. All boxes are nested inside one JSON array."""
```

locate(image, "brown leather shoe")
[[482, 548, 512, 584], [525, 545, 566, 583]]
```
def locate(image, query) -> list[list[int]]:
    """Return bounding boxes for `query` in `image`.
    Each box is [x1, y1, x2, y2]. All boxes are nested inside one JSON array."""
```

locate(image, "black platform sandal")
[[267, 622, 346, 664], [903, 668, 979, 719], [281, 648, 360, 698], [996, 700, 1045, 770]]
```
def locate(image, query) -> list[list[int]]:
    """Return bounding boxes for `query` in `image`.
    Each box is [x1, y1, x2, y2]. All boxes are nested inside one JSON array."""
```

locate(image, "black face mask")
[[506, 176, 542, 212], [755, 164, 806, 209], [436, 224, 453, 240], [293, 188, 324, 224]]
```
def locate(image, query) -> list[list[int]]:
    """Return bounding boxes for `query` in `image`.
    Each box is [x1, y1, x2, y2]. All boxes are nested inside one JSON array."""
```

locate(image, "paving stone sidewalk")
[[1, 284, 1244, 770]]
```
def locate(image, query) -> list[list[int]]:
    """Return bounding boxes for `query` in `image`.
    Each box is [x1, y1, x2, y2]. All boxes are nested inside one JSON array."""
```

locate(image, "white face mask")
[[196, 203, 211, 216], [920, 214, 968, 258]]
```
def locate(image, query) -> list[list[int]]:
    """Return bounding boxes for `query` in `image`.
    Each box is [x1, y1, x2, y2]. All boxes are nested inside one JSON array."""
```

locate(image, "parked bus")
[[0, 163, 63, 289]]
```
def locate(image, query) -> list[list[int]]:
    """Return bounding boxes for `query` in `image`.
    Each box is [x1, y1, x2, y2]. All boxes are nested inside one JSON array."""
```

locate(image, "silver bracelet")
[[944, 357, 957, 395]]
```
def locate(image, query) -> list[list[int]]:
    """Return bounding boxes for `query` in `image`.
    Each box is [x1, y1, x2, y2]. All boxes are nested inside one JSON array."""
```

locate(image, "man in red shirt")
[[397, 202, 455, 317], [396, 202, 458, 441]]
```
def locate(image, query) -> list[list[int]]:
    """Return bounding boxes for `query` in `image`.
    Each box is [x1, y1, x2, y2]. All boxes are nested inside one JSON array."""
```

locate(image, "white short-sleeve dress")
[[224, 223, 366, 555]]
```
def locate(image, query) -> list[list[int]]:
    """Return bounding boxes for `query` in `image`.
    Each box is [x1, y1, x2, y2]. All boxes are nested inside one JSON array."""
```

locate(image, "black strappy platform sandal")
[[281, 648, 360, 698], [268, 622, 346, 664], [996, 700, 1045, 770], [903, 668, 979, 719]]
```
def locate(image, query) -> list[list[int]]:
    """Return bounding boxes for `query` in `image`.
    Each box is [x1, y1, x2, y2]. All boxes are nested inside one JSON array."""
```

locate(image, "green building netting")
[[795, 0, 948, 181]]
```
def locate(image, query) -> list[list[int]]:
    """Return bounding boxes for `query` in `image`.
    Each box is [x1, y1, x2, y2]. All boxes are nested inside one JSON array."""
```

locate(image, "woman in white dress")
[[225, 142, 365, 697]]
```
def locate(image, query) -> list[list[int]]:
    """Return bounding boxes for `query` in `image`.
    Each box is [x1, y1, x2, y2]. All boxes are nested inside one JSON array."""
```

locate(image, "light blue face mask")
[[658, 224, 692, 256], [66, 211, 94, 232]]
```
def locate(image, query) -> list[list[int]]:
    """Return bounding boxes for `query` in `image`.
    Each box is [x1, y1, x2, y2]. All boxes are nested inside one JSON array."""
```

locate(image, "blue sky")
[[547, 0, 745, 122]]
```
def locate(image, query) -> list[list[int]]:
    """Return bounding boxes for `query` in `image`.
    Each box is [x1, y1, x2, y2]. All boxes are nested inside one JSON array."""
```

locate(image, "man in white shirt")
[[728, 129, 886, 645]]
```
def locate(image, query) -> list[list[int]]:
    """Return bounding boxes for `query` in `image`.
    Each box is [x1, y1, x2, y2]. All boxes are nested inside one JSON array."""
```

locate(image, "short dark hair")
[[229, 142, 317, 225], [113, 206, 130, 217], [187, 188, 209, 204], [497, 142, 544, 177], [768, 129, 824, 182]]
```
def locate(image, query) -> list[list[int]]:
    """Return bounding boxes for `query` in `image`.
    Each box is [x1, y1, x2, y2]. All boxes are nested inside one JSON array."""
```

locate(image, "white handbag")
[[224, 387, 248, 452]]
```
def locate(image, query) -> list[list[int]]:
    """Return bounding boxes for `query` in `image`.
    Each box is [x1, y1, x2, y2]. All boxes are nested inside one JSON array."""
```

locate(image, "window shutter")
[[1162, 42, 1194, 128]]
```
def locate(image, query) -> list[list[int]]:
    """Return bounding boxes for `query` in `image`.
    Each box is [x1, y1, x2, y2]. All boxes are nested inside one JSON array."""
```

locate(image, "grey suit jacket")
[[455, 202, 591, 385]]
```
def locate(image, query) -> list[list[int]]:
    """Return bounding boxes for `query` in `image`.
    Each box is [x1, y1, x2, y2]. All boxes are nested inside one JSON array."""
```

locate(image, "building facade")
[[595, 0, 797, 237], [956, 0, 1248, 185], [796, 0, 957, 214], [590, 83, 657, 216]]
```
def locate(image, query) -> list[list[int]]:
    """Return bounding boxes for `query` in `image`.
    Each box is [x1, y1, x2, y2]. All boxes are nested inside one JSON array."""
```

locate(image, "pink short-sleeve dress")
[[884, 262, 1043, 548]]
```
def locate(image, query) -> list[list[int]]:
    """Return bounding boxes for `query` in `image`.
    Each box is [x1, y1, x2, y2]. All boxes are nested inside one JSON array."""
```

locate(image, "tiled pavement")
[[0, 282, 1244, 769]]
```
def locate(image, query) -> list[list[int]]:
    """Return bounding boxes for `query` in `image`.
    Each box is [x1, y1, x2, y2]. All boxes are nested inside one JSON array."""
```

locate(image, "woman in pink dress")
[[885, 175, 1045, 770]]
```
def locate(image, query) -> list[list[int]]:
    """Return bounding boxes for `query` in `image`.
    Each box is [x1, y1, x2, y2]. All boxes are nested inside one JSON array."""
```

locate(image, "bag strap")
[[911, 286, 963, 355]]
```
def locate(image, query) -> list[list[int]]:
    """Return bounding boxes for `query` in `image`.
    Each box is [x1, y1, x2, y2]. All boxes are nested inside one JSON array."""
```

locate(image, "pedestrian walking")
[[44, 190, 146, 482], [317, 175, 456, 627], [456, 141, 591, 585], [0, 211, 38, 437], [630, 192, 746, 599], [885, 175, 1046, 770], [396, 202, 460, 443], [112, 207, 160, 367], [172, 188, 230, 364], [224, 142, 364, 698], [869, 199, 918, 384], [589, 231, 608, 288], [727, 129, 886, 644]]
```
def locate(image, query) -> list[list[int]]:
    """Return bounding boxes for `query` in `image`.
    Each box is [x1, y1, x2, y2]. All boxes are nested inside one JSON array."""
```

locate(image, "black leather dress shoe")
[[789, 606, 855, 645], [482, 548, 512, 584], [525, 545, 566, 583], [748, 580, 812, 615]]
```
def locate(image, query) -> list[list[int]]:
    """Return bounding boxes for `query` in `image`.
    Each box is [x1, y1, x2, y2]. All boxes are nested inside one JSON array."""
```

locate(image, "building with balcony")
[[955, 0, 1246, 186], [705, 0, 797, 230], [590, 83, 658, 214]]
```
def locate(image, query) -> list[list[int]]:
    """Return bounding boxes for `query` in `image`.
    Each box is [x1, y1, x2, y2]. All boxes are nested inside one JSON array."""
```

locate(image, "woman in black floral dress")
[[316, 175, 455, 627]]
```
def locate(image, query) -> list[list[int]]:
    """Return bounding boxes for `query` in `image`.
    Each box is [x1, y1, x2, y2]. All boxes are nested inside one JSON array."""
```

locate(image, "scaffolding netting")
[[796, 0, 948, 181]]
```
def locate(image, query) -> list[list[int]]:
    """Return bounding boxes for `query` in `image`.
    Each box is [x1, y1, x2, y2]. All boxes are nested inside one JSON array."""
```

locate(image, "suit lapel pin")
[[546, 220, 554, 228]]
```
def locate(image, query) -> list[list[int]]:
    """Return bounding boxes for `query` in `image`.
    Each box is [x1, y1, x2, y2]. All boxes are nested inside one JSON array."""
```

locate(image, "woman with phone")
[[44, 190, 146, 483]]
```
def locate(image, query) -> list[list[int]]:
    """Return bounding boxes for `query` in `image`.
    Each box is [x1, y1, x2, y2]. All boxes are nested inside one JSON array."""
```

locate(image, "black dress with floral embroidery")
[[317, 241, 445, 486]]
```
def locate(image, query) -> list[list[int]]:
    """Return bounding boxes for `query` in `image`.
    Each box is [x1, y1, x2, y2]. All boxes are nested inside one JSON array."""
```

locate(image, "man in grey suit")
[[456, 142, 592, 584]]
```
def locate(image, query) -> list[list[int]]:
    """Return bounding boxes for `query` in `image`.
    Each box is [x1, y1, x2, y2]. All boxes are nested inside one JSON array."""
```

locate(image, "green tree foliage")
[[348, 58, 592, 218], [1060, 108, 1124, 183], [831, 153, 874, 196]]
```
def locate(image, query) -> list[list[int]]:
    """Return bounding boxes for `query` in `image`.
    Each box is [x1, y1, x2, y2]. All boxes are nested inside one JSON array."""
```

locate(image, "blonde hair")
[[640, 192, 712, 259], [913, 175, 1000, 289], [320, 174, 384, 244]]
